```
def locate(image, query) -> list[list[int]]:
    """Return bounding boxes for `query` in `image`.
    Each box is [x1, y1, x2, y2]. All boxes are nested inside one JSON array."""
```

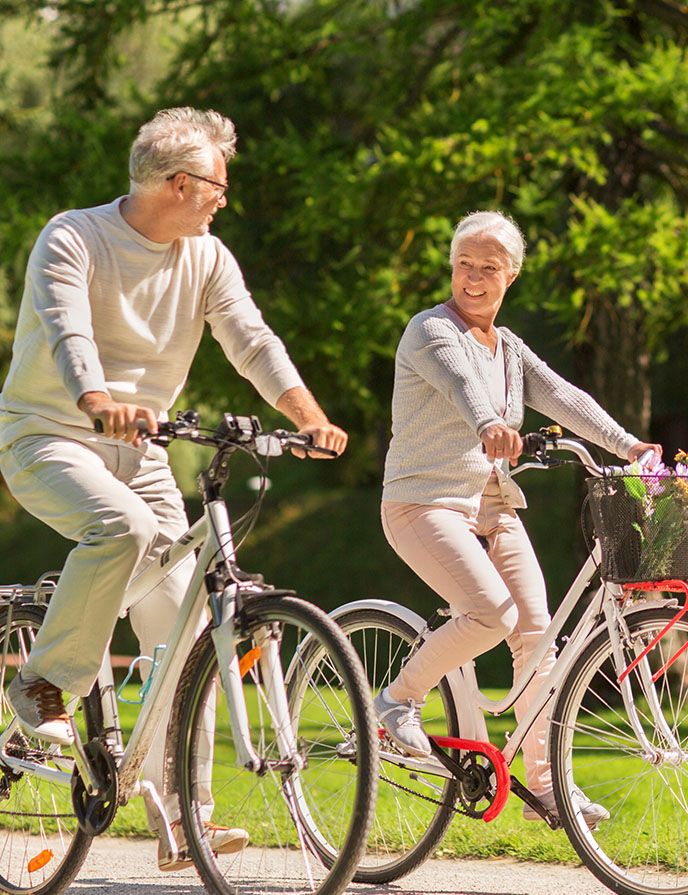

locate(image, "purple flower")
[[643, 462, 673, 494]]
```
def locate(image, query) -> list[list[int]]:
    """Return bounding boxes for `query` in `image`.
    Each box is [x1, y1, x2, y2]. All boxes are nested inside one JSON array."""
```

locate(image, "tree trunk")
[[572, 296, 651, 443]]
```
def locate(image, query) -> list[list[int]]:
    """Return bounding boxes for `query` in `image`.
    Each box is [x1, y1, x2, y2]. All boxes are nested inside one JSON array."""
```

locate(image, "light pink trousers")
[[0, 433, 212, 827], [381, 477, 556, 793]]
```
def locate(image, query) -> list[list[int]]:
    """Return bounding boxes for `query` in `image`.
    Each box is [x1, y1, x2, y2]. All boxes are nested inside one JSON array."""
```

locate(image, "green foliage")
[[137, 0, 688, 444], [2, 0, 688, 464]]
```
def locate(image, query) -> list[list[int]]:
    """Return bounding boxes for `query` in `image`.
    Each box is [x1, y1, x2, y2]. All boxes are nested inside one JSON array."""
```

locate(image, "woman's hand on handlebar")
[[481, 424, 523, 466], [627, 441, 663, 468], [78, 391, 158, 447]]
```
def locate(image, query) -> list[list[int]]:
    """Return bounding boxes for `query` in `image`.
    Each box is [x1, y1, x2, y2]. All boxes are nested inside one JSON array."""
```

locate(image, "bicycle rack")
[[618, 579, 688, 683]]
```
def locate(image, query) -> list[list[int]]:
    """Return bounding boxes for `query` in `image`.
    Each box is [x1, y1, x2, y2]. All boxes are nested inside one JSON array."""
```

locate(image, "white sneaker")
[[158, 820, 249, 871], [374, 688, 431, 758], [523, 786, 609, 827]]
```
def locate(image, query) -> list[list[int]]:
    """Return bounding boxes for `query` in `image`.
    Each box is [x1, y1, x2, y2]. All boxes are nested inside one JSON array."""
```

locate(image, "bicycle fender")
[[584, 597, 681, 648], [328, 599, 487, 740]]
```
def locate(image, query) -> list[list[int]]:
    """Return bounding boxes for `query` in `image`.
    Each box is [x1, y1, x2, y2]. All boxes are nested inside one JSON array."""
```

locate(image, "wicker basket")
[[586, 476, 688, 584]]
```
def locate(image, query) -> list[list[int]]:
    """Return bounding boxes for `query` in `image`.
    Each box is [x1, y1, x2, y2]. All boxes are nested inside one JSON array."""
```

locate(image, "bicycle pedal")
[[158, 847, 192, 872], [511, 776, 561, 830]]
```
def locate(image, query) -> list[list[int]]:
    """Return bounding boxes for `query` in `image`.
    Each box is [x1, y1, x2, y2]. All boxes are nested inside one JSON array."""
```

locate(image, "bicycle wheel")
[[551, 605, 688, 895], [332, 607, 460, 883], [168, 594, 378, 895], [0, 602, 94, 895]]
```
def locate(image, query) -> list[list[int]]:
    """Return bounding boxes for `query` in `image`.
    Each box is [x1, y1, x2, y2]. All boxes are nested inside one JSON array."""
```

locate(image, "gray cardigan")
[[382, 303, 638, 519]]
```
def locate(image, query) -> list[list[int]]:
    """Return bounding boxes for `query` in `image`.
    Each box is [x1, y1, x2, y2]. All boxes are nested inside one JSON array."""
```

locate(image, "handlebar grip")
[[636, 448, 659, 470], [311, 445, 339, 458], [93, 419, 152, 437], [288, 432, 339, 457]]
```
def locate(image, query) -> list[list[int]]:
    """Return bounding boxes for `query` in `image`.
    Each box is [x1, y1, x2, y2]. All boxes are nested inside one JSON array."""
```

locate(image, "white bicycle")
[[0, 410, 378, 895], [326, 427, 688, 895]]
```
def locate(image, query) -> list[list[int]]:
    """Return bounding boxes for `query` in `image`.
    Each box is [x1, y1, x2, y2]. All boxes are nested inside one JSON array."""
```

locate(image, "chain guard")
[[71, 740, 119, 836], [378, 735, 501, 821]]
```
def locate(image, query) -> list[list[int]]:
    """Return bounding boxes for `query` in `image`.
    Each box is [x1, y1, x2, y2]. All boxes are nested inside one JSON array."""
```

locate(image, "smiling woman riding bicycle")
[[375, 209, 661, 824]]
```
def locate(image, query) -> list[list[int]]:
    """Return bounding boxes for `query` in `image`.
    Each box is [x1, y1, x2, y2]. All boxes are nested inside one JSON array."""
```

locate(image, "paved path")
[[68, 838, 610, 895]]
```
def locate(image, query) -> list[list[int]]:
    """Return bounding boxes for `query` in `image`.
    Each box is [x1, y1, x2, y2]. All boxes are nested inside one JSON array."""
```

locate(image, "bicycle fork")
[[211, 586, 303, 772], [604, 595, 686, 764]]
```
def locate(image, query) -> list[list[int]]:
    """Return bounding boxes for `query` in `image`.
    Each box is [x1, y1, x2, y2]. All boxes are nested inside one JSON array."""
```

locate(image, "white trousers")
[[381, 477, 557, 794], [0, 433, 213, 825]]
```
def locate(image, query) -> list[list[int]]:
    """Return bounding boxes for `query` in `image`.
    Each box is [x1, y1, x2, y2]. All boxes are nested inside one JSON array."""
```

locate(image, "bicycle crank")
[[429, 735, 511, 821], [71, 740, 119, 835]]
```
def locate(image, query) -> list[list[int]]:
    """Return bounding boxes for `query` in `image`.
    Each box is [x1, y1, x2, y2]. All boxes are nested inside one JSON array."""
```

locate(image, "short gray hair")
[[449, 210, 526, 275], [129, 107, 237, 193]]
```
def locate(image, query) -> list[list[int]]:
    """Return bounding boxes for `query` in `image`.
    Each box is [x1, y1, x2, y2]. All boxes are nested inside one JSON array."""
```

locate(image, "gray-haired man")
[[0, 107, 346, 869]]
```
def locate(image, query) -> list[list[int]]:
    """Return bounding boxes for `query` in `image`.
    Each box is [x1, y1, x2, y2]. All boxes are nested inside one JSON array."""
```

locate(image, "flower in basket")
[[621, 452, 688, 580]]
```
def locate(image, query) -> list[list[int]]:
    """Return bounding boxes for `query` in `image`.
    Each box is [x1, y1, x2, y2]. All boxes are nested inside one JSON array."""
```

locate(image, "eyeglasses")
[[166, 171, 229, 198]]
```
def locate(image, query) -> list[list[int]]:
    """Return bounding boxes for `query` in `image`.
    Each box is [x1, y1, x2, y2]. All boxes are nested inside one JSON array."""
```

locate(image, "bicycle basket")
[[586, 475, 688, 584]]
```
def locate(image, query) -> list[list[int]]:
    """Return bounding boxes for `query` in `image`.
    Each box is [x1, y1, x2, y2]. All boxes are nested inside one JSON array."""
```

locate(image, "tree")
[[140, 0, 688, 449], [2, 0, 688, 479]]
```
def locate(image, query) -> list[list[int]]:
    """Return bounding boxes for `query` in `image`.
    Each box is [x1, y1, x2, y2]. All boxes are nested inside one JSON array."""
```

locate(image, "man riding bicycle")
[[0, 106, 347, 869]]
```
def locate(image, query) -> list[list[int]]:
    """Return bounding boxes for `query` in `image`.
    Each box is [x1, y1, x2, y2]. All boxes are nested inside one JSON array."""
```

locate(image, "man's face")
[[179, 148, 228, 237]]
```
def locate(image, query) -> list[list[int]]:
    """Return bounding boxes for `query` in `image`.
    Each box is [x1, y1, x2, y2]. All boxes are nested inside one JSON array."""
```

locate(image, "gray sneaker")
[[374, 688, 431, 758], [523, 786, 609, 827], [6, 672, 74, 746]]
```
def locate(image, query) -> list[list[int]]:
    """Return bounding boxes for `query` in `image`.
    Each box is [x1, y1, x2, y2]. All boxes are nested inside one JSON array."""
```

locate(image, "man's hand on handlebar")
[[274, 386, 347, 460], [290, 422, 348, 460], [481, 424, 523, 466], [78, 391, 158, 447]]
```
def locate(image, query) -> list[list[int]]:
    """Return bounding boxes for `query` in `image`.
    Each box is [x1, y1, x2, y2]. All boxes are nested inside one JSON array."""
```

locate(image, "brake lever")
[[304, 445, 339, 458]]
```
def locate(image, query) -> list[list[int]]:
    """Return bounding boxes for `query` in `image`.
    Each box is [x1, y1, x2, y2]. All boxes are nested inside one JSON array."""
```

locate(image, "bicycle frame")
[[0, 491, 301, 859]]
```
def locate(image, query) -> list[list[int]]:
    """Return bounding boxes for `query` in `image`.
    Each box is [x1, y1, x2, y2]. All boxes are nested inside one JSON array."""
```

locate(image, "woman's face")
[[451, 235, 517, 327]]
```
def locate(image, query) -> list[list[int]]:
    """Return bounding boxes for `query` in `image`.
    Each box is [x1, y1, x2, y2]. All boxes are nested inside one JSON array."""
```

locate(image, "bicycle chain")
[[380, 774, 473, 818], [0, 809, 74, 818]]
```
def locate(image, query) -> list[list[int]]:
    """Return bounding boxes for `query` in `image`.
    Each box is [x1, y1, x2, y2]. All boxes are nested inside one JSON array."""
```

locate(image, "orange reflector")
[[239, 646, 262, 678], [28, 850, 54, 873]]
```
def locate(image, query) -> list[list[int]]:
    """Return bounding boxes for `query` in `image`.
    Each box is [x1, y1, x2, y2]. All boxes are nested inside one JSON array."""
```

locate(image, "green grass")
[[6, 681, 679, 872], [105, 685, 580, 863]]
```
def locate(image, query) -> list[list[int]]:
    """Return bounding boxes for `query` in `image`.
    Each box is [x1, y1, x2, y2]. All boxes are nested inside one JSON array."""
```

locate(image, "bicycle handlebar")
[[509, 426, 656, 479], [94, 410, 339, 458]]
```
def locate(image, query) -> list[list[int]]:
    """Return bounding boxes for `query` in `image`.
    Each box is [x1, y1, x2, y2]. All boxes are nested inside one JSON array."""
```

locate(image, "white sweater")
[[0, 198, 304, 450], [382, 303, 638, 518]]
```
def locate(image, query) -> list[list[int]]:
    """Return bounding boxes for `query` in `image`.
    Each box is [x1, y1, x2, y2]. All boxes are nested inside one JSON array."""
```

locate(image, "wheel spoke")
[[0, 607, 92, 895], [332, 607, 460, 883], [170, 595, 377, 895], [552, 607, 688, 894]]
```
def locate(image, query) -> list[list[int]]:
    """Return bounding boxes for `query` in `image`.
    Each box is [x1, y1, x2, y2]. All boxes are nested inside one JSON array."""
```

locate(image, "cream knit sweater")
[[0, 198, 304, 450], [382, 303, 638, 519]]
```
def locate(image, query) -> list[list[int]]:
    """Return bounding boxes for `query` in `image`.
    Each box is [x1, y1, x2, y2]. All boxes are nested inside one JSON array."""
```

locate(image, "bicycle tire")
[[550, 605, 688, 895], [331, 607, 460, 883], [167, 594, 378, 895], [0, 602, 95, 895]]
